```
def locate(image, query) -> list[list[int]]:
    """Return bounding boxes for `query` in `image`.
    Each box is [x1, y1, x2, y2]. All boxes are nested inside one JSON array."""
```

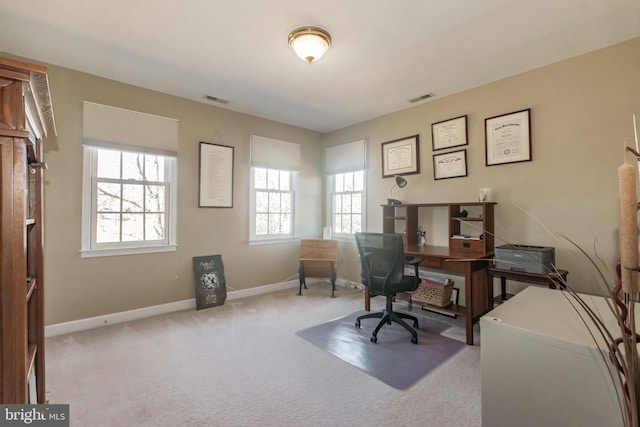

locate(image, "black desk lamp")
[[387, 175, 407, 205]]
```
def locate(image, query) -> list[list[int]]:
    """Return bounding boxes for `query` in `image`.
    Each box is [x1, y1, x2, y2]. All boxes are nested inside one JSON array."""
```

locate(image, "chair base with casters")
[[355, 294, 419, 344]]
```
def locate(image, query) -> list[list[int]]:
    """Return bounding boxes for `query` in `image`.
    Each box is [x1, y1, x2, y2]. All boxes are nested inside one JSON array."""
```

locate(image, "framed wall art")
[[381, 134, 420, 178], [485, 109, 531, 166], [431, 115, 468, 151], [199, 141, 234, 208], [433, 149, 468, 180]]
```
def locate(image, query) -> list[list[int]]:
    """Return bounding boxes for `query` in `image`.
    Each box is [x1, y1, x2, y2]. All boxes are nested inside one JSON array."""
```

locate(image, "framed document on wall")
[[433, 149, 468, 180], [199, 142, 234, 207], [431, 115, 468, 151], [381, 134, 420, 178], [485, 109, 531, 166]]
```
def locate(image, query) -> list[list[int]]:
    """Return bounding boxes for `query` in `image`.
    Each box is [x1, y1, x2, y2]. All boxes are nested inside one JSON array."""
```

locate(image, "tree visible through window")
[[81, 145, 177, 256], [331, 170, 364, 235], [95, 149, 167, 243], [252, 167, 296, 239]]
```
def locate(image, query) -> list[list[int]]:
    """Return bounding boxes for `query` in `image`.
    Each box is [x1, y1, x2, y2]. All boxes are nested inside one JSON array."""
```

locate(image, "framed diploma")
[[199, 141, 234, 208], [485, 109, 531, 166], [431, 115, 468, 151], [381, 134, 420, 178], [433, 149, 468, 180]]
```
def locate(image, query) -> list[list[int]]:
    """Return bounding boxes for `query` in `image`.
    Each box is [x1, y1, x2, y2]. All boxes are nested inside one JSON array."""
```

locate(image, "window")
[[329, 170, 364, 237], [325, 140, 367, 238], [250, 167, 297, 241], [81, 145, 177, 257], [249, 135, 301, 244]]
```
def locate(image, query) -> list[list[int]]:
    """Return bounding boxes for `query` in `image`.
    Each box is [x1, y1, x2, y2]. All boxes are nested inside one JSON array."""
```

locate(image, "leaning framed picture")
[[198, 141, 234, 208], [485, 109, 531, 166], [433, 149, 468, 180], [381, 134, 420, 178], [431, 115, 468, 151]]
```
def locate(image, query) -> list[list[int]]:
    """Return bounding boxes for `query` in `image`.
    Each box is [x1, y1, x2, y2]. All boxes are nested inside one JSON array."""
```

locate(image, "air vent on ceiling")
[[408, 92, 435, 103], [204, 95, 230, 105]]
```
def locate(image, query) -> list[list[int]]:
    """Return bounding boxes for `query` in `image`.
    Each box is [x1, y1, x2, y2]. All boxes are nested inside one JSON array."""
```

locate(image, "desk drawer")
[[450, 239, 484, 252]]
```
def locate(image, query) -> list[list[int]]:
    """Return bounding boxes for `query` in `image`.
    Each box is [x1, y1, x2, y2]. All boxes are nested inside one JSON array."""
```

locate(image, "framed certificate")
[[198, 142, 234, 208], [431, 115, 468, 151], [485, 109, 531, 166], [433, 149, 468, 180], [381, 134, 420, 178]]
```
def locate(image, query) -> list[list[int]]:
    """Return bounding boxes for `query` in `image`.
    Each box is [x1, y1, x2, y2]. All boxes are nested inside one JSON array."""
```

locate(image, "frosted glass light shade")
[[288, 27, 332, 63]]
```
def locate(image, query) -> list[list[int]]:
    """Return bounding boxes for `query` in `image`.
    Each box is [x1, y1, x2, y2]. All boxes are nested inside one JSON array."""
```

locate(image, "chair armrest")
[[407, 256, 424, 266]]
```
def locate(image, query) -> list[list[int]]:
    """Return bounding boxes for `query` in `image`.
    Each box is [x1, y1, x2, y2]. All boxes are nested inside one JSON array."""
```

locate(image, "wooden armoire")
[[0, 57, 55, 403]]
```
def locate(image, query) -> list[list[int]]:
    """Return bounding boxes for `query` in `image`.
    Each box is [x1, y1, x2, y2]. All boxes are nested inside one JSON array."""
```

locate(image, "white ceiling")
[[1, 0, 639, 133]]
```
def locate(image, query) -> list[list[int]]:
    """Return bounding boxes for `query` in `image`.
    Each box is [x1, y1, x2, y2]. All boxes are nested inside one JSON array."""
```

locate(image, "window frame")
[[80, 144, 178, 258], [327, 169, 366, 240], [249, 166, 299, 244]]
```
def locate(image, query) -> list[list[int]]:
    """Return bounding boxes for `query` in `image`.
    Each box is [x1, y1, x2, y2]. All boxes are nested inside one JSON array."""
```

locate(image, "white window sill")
[[249, 237, 298, 246], [80, 244, 177, 258]]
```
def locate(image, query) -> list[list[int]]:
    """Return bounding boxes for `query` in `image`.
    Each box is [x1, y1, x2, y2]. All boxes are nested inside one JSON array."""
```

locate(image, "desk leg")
[[501, 277, 507, 301], [464, 263, 474, 346], [365, 288, 371, 311]]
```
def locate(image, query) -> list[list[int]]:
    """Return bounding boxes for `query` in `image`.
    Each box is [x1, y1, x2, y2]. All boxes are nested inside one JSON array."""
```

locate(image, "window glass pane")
[[255, 168, 267, 189], [269, 192, 281, 212], [122, 184, 144, 212], [352, 193, 362, 214], [335, 174, 344, 193], [122, 152, 144, 180], [97, 149, 121, 179], [341, 194, 352, 213], [256, 214, 269, 234], [267, 169, 279, 190], [343, 215, 352, 233], [344, 172, 354, 191], [280, 213, 291, 234], [354, 171, 364, 191], [145, 185, 165, 212], [145, 213, 165, 240], [145, 155, 164, 181], [268, 213, 280, 234], [281, 193, 291, 213], [121, 213, 144, 241], [352, 215, 362, 233], [96, 213, 120, 243], [256, 191, 269, 213], [97, 183, 121, 212], [280, 171, 290, 191]]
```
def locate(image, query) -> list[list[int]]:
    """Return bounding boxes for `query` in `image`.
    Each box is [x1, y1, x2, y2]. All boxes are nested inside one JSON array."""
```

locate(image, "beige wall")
[[323, 37, 640, 295], [34, 63, 324, 324], [6, 36, 639, 324]]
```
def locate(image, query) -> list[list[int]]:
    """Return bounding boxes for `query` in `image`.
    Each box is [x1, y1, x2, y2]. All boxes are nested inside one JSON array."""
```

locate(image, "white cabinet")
[[480, 286, 630, 427]]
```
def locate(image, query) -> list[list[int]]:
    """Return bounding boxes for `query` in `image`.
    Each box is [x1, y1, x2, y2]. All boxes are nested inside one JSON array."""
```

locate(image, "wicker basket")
[[411, 279, 454, 308]]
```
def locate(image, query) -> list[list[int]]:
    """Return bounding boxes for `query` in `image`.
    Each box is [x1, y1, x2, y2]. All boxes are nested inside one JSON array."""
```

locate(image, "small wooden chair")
[[298, 239, 339, 297]]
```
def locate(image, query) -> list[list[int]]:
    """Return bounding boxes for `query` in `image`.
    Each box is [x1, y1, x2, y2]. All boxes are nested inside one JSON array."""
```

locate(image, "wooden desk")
[[486, 267, 568, 303], [365, 244, 494, 345]]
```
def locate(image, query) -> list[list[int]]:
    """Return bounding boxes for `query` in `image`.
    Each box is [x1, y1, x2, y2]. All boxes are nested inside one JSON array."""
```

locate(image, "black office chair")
[[354, 232, 423, 344]]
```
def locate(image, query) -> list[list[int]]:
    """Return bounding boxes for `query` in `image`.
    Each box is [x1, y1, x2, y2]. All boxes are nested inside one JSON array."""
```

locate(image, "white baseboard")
[[45, 280, 299, 337]]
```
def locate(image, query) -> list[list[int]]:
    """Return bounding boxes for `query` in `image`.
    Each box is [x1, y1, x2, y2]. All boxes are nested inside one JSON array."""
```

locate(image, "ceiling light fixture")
[[288, 26, 332, 63]]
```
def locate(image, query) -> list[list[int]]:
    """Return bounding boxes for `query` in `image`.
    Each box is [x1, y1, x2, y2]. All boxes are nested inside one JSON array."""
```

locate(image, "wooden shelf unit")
[[0, 57, 55, 404], [379, 202, 497, 345]]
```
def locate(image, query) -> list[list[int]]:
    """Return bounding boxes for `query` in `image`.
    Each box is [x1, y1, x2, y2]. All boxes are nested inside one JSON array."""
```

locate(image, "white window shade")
[[250, 135, 300, 171], [83, 101, 178, 156], [325, 140, 366, 174]]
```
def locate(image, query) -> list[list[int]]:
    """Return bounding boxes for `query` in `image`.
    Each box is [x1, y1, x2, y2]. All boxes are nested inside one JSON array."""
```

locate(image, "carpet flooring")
[[296, 310, 465, 390]]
